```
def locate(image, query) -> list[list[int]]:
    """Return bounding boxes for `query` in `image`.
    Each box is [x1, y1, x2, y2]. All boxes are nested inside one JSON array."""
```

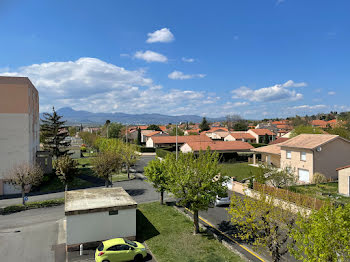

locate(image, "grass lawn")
[[76, 156, 95, 167], [137, 202, 244, 262], [220, 162, 261, 181], [111, 172, 135, 182], [288, 182, 350, 205], [38, 175, 93, 192]]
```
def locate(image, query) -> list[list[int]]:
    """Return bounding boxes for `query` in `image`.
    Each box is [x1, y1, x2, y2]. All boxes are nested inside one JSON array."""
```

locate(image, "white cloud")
[[276, 0, 285, 5], [134, 50, 168, 63], [231, 80, 305, 102], [146, 28, 174, 43], [168, 70, 206, 80], [182, 57, 195, 63], [328, 91, 336, 95], [0, 57, 220, 115], [288, 104, 327, 110], [233, 102, 249, 107]]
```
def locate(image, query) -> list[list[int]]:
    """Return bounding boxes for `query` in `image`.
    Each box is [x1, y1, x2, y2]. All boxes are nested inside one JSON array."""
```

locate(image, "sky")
[[0, 0, 349, 119]]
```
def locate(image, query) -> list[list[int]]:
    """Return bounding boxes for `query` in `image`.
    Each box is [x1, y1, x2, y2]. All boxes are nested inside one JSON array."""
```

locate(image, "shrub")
[[156, 148, 173, 158], [80, 146, 87, 152], [138, 147, 156, 153], [312, 172, 328, 184]]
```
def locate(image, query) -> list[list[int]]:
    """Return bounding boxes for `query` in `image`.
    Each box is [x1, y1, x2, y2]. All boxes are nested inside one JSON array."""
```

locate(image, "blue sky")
[[0, 0, 349, 119]]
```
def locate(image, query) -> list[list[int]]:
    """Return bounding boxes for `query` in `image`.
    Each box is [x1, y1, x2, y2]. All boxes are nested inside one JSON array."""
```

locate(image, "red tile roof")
[[151, 135, 212, 144], [250, 129, 275, 136], [311, 120, 328, 128], [159, 126, 167, 131], [336, 165, 350, 171], [185, 141, 254, 152], [145, 131, 162, 137], [229, 132, 255, 140], [268, 137, 289, 145], [208, 127, 228, 132]]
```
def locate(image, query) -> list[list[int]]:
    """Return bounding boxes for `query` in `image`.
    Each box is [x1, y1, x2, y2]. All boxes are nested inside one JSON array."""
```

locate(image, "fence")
[[253, 182, 326, 210]]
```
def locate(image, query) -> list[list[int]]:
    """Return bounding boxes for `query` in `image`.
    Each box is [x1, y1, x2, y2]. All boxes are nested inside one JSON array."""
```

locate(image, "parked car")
[[214, 193, 230, 207], [95, 238, 147, 262]]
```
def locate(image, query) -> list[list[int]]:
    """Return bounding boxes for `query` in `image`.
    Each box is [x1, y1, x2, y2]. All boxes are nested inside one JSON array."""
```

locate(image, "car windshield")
[[124, 239, 137, 247], [97, 243, 104, 251]]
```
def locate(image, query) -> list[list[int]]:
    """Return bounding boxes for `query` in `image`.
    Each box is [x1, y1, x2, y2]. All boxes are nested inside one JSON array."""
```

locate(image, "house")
[[184, 129, 200, 135], [247, 129, 276, 143], [0, 77, 39, 195], [146, 134, 212, 148], [144, 131, 168, 143], [255, 123, 278, 134], [65, 187, 137, 251], [336, 165, 350, 196], [205, 131, 230, 140], [311, 120, 328, 129], [268, 137, 289, 145], [280, 134, 350, 183], [224, 132, 256, 143], [141, 130, 157, 143], [181, 141, 254, 154]]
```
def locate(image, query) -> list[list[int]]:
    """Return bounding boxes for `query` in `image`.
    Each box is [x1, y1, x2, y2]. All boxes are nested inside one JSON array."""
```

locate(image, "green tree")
[[290, 125, 323, 138], [229, 193, 295, 262], [147, 124, 162, 131], [199, 117, 210, 132], [79, 131, 99, 149], [119, 143, 140, 179], [68, 126, 77, 137], [263, 133, 270, 144], [5, 163, 43, 205], [289, 203, 350, 262], [233, 121, 248, 131], [108, 122, 124, 138], [55, 155, 78, 191], [144, 158, 168, 205], [168, 127, 184, 136], [259, 164, 296, 188], [92, 151, 121, 187], [327, 127, 350, 140], [166, 150, 226, 234], [136, 128, 142, 145], [41, 107, 71, 158]]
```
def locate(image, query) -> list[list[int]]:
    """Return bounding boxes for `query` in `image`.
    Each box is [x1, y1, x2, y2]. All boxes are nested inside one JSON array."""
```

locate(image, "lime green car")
[[95, 238, 147, 262]]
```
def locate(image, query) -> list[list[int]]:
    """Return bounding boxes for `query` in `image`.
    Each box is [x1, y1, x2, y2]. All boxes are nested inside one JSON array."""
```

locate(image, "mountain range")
[[40, 107, 224, 125]]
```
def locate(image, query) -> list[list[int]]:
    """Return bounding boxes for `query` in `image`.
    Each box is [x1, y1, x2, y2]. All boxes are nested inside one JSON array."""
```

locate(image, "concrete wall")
[[180, 143, 193, 153], [338, 168, 350, 196], [280, 147, 314, 182], [146, 138, 154, 148], [314, 138, 350, 180], [66, 208, 136, 245]]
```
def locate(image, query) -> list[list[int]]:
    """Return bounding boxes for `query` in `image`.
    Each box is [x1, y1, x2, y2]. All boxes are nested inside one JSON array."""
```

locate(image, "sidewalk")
[[0, 191, 65, 208]]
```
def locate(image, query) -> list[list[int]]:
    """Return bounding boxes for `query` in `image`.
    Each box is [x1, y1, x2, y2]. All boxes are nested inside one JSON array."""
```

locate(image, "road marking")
[[184, 207, 265, 262]]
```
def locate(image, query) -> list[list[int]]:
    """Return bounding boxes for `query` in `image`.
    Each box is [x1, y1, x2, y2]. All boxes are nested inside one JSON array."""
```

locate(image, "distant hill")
[[40, 107, 224, 125]]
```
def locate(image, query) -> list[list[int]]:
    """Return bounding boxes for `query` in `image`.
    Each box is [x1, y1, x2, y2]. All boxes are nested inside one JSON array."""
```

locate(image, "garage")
[[298, 169, 310, 183], [65, 187, 137, 251]]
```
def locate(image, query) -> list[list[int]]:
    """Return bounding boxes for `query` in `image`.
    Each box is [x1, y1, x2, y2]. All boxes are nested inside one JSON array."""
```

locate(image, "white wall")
[[146, 138, 154, 148], [180, 143, 193, 153], [224, 135, 235, 141], [66, 208, 136, 245]]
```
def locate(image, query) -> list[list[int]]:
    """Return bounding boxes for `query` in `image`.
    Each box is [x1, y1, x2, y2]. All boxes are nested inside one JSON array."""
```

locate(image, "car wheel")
[[134, 254, 143, 262], [102, 260, 110, 262]]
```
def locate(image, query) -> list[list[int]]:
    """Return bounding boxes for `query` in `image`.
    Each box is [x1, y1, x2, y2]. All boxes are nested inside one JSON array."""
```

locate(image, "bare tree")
[[226, 114, 242, 130], [5, 163, 44, 205]]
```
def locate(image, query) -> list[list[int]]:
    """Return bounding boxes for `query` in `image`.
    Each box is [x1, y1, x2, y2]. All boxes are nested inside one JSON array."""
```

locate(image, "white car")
[[214, 193, 230, 207]]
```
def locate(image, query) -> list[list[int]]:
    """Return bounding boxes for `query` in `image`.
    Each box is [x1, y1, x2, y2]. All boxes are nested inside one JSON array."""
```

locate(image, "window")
[[286, 150, 291, 159], [300, 152, 306, 161], [124, 239, 137, 247], [107, 245, 130, 251]]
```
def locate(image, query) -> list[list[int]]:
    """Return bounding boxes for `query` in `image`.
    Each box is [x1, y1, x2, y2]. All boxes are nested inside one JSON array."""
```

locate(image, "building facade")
[[0, 76, 39, 195]]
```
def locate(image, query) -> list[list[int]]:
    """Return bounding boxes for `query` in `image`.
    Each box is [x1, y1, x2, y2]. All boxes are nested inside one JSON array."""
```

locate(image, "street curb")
[[143, 242, 158, 262], [173, 205, 251, 262]]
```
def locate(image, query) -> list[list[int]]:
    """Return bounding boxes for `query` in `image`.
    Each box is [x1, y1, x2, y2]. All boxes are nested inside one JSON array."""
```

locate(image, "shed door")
[[298, 169, 310, 183]]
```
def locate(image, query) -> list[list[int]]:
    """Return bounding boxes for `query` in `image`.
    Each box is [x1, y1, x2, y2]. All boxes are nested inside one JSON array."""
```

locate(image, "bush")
[[80, 146, 87, 152], [138, 147, 156, 153], [1, 198, 65, 215], [156, 148, 173, 158], [312, 172, 328, 184]]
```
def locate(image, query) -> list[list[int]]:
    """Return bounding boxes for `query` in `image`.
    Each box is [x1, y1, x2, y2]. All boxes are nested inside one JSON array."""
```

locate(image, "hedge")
[[1, 198, 65, 215], [156, 148, 174, 158], [138, 147, 156, 153]]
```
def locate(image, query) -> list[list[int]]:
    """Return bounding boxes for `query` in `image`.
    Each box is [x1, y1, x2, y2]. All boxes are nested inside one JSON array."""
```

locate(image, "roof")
[[228, 132, 255, 140], [208, 127, 228, 132], [250, 129, 275, 136], [159, 126, 167, 131], [276, 124, 293, 130], [145, 131, 161, 137], [151, 134, 212, 144], [0, 76, 32, 85], [184, 141, 254, 152], [141, 130, 156, 135], [311, 120, 328, 128], [212, 131, 230, 137], [65, 187, 137, 216], [336, 165, 350, 171], [269, 137, 289, 145], [251, 144, 281, 155], [279, 134, 341, 150]]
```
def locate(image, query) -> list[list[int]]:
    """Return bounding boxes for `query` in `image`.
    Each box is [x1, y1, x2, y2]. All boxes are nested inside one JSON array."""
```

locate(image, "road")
[[0, 155, 159, 262]]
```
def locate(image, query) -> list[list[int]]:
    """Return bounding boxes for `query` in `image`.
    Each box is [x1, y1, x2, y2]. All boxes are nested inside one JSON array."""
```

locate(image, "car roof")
[[102, 238, 126, 248]]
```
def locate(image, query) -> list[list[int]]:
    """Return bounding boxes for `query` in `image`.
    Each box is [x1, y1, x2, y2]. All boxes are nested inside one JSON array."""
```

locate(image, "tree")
[[327, 127, 350, 140], [233, 121, 248, 131], [92, 151, 121, 187], [68, 126, 77, 137], [108, 122, 124, 138], [55, 155, 78, 191], [263, 133, 270, 144], [147, 125, 162, 131], [136, 128, 142, 145], [199, 117, 210, 132], [291, 115, 308, 127], [79, 131, 98, 149], [229, 193, 295, 262], [144, 158, 168, 205], [289, 203, 350, 261], [290, 125, 323, 138], [226, 114, 242, 130], [41, 107, 71, 158], [119, 143, 140, 179], [166, 150, 227, 234], [5, 163, 43, 205], [259, 164, 296, 188], [168, 127, 184, 136]]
